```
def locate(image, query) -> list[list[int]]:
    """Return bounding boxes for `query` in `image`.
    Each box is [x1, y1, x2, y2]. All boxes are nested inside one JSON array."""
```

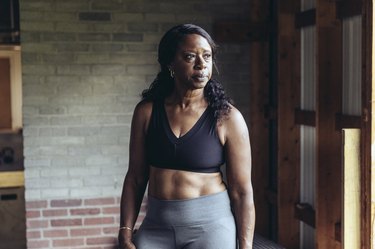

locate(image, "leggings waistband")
[[145, 190, 233, 226]]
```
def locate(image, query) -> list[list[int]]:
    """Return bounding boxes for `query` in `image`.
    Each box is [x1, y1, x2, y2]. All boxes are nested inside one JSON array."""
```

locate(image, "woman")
[[118, 24, 255, 249]]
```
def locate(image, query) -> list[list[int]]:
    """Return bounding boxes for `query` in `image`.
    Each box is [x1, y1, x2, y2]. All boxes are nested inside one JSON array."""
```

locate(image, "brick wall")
[[20, 0, 250, 248], [26, 196, 147, 249]]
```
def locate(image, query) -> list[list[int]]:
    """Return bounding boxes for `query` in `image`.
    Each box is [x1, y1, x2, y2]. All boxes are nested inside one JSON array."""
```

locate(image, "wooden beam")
[[248, 0, 272, 238], [361, 0, 372, 248], [294, 203, 316, 228], [337, 0, 362, 19], [295, 9, 316, 29], [294, 109, 316, 126], [335, 222, 342, 242], [0, 171, 24, 188], [335, 114, 361, 129], [316, 1, 342, 248], [213, 21, 270, 42], [266, 189, 277, 206], [277, 0, 301, 248]]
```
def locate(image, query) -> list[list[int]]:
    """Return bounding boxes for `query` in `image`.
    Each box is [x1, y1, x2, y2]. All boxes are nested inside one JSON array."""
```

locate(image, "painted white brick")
[[67, 127, 101, 136], [81, 115, 118, 125], [25, 178, 50, 188], [84, 176, 116, 187], [85, 135, 118, 145], [112, 13, 143, 22], [38, 146, 69, 156], [144, 13, 175, 22], [51, 156, 86, 167], [22, 21, 55, 32], [69, 167, 101, 177], [23, 127, 39, 137], [68, 145, 101, 156], [102, 186, 122, 197], [70, 187, 102, 198], [25, 189, 41, 200], [22, 43, 55, 53], [41, 188, 70, 199], [85, 155, 116, 166], [38, 127, 67, 136], [101, 145, 126, 155], [22, 65, 56, 75], [25, 157, 51, 167], [41, 168, 69, 177], [24, 168, 40, 178], [91, 64, 125, 75], [50, 116, 82, 126], [92, 83, 125, 95], [50, 178, 84, 188], [126, 64, 159, 75]]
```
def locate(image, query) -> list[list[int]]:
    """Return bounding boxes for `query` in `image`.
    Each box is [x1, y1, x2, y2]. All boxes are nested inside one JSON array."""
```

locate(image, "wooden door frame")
[[362, 1, 372, 248]]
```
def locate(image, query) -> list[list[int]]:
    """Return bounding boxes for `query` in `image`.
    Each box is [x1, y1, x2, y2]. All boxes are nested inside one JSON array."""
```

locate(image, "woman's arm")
[[118, 102, 152, 249], [223, 107, 255, 249]]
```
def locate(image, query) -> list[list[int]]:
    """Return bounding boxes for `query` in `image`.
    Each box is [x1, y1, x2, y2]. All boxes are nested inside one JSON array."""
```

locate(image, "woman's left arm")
[[223, 108, 255, 249]]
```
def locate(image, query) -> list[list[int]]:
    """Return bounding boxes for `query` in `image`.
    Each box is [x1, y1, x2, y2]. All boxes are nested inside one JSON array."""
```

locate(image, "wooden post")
[[361, 1, 372, 248], [315, 1, 343, 248], [248, 0, 272, 237], [277, 0, 301, 248]]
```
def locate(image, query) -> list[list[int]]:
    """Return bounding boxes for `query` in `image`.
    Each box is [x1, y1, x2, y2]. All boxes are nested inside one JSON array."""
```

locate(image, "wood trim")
[[295, 9, 316, 29], [294, 203, 315, 228], [361, 0, 372, 248], [248, 0, 272, 238], [213, 21, 270, 42], [337, 0, 362, 19], [0, 171, 24, 188], [294, 109, 316, 126], [277, 1, 301, 248], [335, 222, 342, 242], [335, 113, 361, 129], [266, 189, 277, 206], [316, 1, 343, 248], [0, 48, 23, 131], [0, 58, 12, 129]]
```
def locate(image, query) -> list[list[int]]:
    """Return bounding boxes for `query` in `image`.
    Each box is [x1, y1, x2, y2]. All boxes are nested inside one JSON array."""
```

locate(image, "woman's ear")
[[168, 67, 175, 78]]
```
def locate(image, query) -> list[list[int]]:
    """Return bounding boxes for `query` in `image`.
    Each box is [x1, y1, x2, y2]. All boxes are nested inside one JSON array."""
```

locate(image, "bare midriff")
[[148, 166, 227, 200]]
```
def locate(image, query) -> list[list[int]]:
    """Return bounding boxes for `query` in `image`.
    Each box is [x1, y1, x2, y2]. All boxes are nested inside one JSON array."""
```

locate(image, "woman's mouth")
[[192, 74, 207, 81]]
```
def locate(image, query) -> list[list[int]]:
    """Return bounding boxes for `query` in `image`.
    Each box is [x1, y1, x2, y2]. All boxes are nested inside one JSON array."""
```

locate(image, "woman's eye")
[[203, 54, 212, 60], [185, 54, 195, 60]]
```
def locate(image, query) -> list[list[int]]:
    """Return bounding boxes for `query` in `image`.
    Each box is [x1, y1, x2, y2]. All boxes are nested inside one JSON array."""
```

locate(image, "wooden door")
[[0, 58, 12, 129]]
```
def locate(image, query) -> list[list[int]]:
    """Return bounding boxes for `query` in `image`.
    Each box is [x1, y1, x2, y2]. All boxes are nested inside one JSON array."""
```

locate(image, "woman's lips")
[[192, 74, 208, 81]]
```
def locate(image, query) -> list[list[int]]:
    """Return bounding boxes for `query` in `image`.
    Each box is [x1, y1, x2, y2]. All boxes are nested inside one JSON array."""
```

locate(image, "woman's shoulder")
[[225, 104, 245, 124], [132, 100, 154, 127], [135, 99, 153, 113], [220, 104, 248, 138]]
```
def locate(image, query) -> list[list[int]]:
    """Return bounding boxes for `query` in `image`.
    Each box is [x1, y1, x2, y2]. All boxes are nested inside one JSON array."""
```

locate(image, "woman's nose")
[[194, 56, 206, 69]]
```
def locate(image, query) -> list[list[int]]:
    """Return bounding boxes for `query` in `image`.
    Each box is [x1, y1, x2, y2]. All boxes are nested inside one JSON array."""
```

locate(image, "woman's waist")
[[145, 190, 233, 226], [148, 165, 226, 200]]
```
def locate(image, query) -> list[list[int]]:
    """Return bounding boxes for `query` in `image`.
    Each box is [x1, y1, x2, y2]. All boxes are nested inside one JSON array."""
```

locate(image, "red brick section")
[[26, 196, 147, 249]]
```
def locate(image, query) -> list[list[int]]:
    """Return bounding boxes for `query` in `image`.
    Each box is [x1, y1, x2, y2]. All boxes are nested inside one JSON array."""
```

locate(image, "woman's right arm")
[[118, 102, 152, 249]]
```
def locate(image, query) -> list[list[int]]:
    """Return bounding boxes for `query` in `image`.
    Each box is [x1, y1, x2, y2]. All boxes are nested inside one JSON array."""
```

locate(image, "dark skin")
[[119, 34, 255, 249]]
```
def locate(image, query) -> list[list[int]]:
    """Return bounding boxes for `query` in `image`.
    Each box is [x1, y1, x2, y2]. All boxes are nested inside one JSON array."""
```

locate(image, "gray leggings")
[[133, 190, 236, 249]]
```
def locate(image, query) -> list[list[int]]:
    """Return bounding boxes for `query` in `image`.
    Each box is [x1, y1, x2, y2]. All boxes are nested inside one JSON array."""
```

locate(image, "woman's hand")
[[118, 230, 136, 249], [118, 241, 136, 249]]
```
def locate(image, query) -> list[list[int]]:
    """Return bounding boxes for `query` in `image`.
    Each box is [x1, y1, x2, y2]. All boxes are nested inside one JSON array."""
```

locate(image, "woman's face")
[[170, 34, 213, 91]]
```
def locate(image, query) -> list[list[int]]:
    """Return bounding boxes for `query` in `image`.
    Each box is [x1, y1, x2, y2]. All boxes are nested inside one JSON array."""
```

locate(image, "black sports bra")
[[145, 100, 225, 173]]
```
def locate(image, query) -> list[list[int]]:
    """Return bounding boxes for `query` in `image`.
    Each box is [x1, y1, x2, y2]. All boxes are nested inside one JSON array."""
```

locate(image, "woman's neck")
[[167, 88, 206, 109]]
